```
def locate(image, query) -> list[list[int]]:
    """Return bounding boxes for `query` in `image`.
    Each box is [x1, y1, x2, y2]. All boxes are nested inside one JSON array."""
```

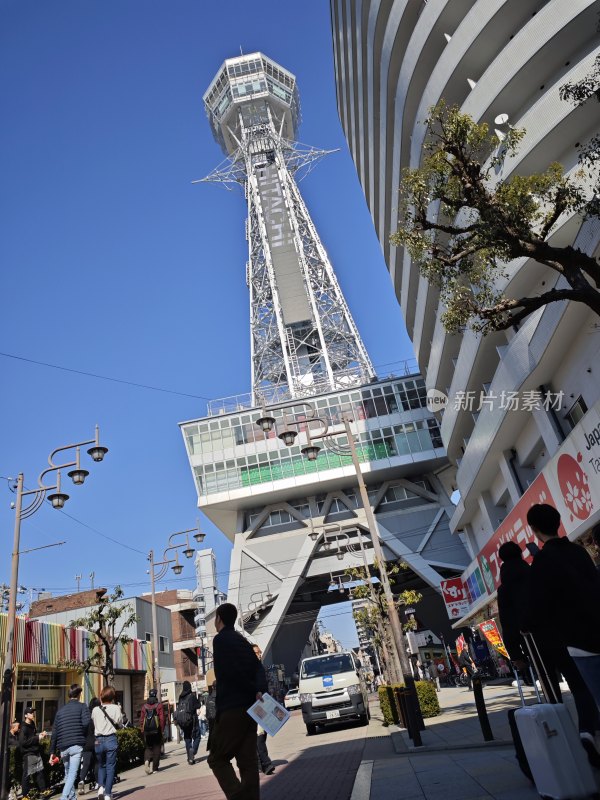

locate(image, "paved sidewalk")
[[78, 685, 592, 800], [99, 708, 367, 800], [351, 683, 600, 800]]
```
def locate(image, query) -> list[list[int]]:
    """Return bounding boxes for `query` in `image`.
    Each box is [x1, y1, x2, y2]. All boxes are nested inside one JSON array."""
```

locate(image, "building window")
[[565, 396, 588, 429], [159, 636, 170, 653], [145, 632, 152, 642]]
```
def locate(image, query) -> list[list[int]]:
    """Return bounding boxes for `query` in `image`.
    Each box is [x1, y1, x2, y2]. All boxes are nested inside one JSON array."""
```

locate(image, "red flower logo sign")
[[557, 452, 593, 522]]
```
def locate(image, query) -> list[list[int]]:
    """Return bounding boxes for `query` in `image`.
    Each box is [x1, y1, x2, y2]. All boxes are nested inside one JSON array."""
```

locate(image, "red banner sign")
[[440, 577, 469, 619], [476, 473, 566, 593]]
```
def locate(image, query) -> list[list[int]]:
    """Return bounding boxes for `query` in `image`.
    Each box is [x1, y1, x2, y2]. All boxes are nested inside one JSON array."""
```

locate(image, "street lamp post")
[[319, 522, 395, 683], [0, 426, 108, 800], [256, 401, 412, 678], [147, 526, 205, 702]]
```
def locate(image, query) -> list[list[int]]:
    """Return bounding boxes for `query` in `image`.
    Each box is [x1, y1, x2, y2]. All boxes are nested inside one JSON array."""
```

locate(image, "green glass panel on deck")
[[239, 441, 392, 488]]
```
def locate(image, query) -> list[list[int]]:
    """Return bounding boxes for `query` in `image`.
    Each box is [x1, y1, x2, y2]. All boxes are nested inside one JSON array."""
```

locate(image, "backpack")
[[142, 705, 159, 733], [174, 696, 194, 729], [206, 695, 217, 721]]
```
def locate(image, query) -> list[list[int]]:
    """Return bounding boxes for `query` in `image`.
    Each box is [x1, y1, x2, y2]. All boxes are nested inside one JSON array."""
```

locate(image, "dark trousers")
[[143, 733, 162, 771], [206, 718, 215, 751], [182, 725, 201, 760], [539, 646, 600, 735], [207, 708, 259, 800], [256, 733, 272, 773], [80, 749, 97, 784], [22, 767, 45, 796]]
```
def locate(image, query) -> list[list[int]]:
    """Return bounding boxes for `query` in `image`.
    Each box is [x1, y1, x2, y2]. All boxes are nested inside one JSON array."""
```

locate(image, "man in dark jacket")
[[78, 697, 100, 794], [252, 645, 274, 776], [49, 684, 91, 800], [207, 603, 267, 800], [497, 541, 536, 688], [528, 504, 600, 713], [176, 680, 200, 765], [139, 688, 165, 774], [20, 707, 49, 798]]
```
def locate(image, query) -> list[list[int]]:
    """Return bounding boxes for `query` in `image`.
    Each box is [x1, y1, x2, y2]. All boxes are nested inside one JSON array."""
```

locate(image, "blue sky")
[[0, 1, 414, 649]]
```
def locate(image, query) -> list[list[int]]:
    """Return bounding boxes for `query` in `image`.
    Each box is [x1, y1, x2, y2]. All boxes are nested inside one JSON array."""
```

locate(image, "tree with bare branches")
[[61, 587, 139, 686], [392, 92, 600, 334]]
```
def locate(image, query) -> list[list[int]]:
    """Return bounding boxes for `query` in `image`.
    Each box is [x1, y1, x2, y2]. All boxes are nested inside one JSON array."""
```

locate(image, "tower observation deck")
[[202, 53, 374, 404]]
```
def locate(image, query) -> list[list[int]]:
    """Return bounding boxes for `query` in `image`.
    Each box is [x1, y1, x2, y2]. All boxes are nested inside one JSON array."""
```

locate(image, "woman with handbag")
[[91, 686, 123, 800]]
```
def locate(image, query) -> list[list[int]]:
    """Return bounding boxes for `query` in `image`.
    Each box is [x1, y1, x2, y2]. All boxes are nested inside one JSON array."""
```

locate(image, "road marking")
[[350, 759, 374, 800]]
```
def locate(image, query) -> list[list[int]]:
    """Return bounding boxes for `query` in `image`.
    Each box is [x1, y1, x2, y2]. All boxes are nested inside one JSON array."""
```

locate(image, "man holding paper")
[[207, 603, 268, 800]]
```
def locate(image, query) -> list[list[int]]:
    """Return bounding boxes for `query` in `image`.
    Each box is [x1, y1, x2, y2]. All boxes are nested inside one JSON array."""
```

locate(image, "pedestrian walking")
[[49, 684, 91, 800], [526, 503, 600, 760], [458, 647, 477, 690], [78, 698, 100, 795], [8, 721, 21, 800], [197, 701, 208, 739], [252, 644, 275, 777], [425, 660, 440, 692], [139, 688, 165, 775], [497, 541, 533, 677], [20, 706, 49, 799], [8, 720, 20, 751], [207, 602, 267, 800], [91, 685, 123, 800], [175, 680, 200, 765], [205, 683, 217, 750]]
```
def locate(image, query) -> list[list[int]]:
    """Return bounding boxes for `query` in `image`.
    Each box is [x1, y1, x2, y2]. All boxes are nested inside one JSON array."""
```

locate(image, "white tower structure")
[[202, 53, 374, 403], [181, 53, 470, 677]]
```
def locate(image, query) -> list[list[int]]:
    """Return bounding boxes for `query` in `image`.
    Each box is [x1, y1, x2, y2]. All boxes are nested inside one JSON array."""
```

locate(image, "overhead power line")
[[0, 351, 211, 401], [0, 350, 417, 406]]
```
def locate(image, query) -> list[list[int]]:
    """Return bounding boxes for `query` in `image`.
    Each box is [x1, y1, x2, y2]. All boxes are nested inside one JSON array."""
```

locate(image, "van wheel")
[[367, 706, 371, 720], [359, 712, 369, 726], [306, 723, 317, 736]]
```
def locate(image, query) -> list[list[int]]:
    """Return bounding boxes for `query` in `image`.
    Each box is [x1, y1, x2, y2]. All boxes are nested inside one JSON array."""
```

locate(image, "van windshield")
[[301, 654, 354, 679]]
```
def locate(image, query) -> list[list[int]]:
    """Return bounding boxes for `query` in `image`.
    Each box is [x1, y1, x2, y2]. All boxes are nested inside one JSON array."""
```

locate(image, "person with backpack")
[[207, 603, 267, 800], [138, 688, 165, 775], [175, 681, 200, 765], [205, 683, 217, 751]]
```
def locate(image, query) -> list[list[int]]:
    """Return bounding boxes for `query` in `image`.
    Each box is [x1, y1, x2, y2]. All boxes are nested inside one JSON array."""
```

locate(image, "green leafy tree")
[[61, 587, 139, 686], [392, 95, 600, 334], [347, 562, 423, 679]]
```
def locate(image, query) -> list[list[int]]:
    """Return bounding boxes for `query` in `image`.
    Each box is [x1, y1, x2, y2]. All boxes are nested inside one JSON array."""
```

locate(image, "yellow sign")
[[478, 620, 509, 658]]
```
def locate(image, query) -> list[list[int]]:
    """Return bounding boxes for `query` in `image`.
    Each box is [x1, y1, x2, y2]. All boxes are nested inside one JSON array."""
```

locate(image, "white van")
[[298, 651, 370, 735]]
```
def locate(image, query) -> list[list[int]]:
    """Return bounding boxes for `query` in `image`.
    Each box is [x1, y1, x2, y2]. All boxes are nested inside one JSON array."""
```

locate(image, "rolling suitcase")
[[513, 634, 599, 799]]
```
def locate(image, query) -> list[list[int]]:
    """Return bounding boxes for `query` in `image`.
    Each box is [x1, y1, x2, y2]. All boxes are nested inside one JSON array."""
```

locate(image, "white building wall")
[[330, 0, 600, 592]]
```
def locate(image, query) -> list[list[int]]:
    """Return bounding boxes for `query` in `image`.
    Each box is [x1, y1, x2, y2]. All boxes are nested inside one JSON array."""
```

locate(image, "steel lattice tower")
[[201, 53, 374, 404]]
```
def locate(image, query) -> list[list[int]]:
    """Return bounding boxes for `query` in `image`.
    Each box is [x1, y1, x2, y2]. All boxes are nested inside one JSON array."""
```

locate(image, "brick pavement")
[[107, 707, 369, 800], [92, 684, 586, 800]]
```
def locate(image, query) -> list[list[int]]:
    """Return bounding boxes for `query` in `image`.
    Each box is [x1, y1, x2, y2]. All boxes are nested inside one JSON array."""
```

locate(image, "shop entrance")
[[15, 669, 70, 730]]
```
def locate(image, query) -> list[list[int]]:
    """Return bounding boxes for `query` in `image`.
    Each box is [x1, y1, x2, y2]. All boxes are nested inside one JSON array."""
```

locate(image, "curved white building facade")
[[332, 0, 600, 620]]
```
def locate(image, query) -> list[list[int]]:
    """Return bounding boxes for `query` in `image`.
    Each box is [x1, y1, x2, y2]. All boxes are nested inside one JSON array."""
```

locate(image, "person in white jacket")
[[91, 686, 123, 800]]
